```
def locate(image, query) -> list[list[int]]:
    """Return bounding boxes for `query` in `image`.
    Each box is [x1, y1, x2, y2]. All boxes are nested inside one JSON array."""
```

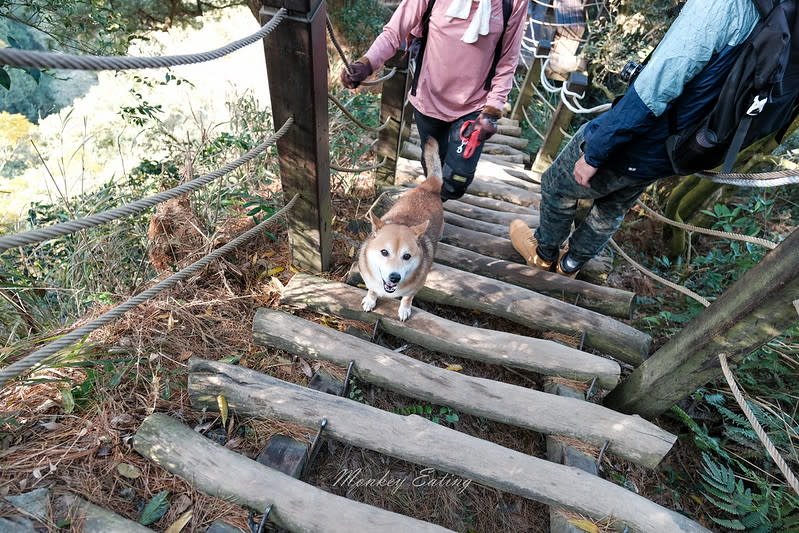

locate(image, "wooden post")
[[605, 228, 799, 418], [375, 51, 411, 188], [261, 0, 331, 272]]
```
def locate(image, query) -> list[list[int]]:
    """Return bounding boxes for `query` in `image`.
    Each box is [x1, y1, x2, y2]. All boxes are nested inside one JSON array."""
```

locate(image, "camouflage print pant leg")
[[535, 127, 661, 265]]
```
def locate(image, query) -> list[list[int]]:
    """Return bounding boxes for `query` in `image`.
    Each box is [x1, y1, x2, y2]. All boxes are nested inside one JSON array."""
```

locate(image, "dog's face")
[[363, 212, 429, 295]]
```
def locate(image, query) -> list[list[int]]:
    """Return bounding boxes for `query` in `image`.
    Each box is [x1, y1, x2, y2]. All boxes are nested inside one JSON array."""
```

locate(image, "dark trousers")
[[414, 107, 484, 200], [535, 127, 660, 264]]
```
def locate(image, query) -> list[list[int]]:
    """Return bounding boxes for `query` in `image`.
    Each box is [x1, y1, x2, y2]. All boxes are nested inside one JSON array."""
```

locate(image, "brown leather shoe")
[[509, 219, 554, 271]]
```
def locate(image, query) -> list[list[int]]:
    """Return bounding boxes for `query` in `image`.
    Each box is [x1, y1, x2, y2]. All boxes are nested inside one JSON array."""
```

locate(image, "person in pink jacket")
[[341, 0, 528, 200]]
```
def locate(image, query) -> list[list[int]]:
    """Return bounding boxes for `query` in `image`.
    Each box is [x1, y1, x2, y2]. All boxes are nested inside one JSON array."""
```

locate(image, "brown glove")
[[340, 57, 373, 89], [476, 105, 501, 142]]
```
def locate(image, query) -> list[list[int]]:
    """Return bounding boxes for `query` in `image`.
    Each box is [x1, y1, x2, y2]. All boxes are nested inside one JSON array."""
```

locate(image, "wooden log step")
[[485, 133, 529, 150], [397, 157, 539, 206], [57, 493, 153, 532], [475, 159, 541, 184], [478, 153, 527, 166], [350, 262, 648, 364], [498, 117, 519, 128], [478, 168, 541, 192], [281, 273, 621, 390], [419, 263, 649, 363], [252, 310, 673, 468], [458, 193, 537, 213], [408, 133, 530, 162], [439, 223, 610, 283], [443, 222, 524, 260], [445, 211, 509, 238], [409, 123, 523, 140], [445, 199, 539, 226], [435, 243, 636, 319], [189, 359, 706, 532], [134, 413, 453, 533]]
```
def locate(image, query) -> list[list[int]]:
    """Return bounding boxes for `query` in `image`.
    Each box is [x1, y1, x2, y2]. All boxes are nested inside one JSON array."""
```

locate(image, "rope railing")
[[0, 9, 287, 71], [635, 200, 778, 249], [0, 194, 298, 387], [330, 157, 387, 173], [328, 93, 392, 132], [611, 237, 799, 497], [0, 118, 294, 253], [325, 14, 395, 87]]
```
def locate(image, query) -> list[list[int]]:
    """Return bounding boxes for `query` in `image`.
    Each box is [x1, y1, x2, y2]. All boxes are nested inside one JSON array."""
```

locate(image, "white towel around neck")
[[445, 0, 492, 44]]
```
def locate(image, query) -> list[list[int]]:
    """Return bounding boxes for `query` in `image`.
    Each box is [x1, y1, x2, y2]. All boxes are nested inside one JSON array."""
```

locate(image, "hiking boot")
[[555, 251, 582, 278], [509, 219, 555, 271]]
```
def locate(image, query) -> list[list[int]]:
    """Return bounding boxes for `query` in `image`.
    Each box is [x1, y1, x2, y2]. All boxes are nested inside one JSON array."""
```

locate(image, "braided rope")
[[0, 10, 286, 71], [697, 168, 799, 187], [520, 102, 546, 141], [0, 194, 298, 387], [635, 200, 778, 250], [718, 353, 799, 497], [330, 157, 387, 173], [0, 119, 293, 253], [325, 14, 396, 87], [608, 239, 711, 307], [328, 93, 392, 132], [611, 237, 799, 495]]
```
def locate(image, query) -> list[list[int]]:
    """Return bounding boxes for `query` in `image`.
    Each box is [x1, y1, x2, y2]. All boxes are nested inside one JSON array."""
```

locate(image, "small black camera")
[[620, 60, 644, 84]]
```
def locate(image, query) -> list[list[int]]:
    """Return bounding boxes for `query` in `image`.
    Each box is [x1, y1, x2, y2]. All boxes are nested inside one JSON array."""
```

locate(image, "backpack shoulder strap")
[[483, 0, 514, 91], [410, 0, 437, 96], [753, 0, 777, 18]]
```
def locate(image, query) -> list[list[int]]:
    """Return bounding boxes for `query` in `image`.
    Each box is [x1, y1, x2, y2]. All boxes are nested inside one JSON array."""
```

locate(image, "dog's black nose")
[[388, 272, 401, 284]]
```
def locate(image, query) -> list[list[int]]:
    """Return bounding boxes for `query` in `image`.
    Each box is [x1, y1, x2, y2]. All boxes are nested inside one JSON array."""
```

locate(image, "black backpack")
[[410, 0, 514, 96], [666, 0, 799, 176]]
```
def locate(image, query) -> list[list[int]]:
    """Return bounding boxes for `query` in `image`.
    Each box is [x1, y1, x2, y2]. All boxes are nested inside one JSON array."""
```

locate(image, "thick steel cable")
[[612, 237, 799, 494], [635, 200, 778, 250], [718, 353, 799, 497], [0, 10, 286, 71], [0, 118, 294, 253], [327, 93, 392, 132], [0, 194, 298, 387], [330, 157, 387, 173]]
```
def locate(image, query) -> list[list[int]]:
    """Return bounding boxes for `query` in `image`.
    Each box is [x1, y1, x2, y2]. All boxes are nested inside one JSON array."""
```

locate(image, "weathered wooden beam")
[[442, 223, 525, 261], [445, 199, 540, 227], [252, 309, 671, 466], [134, 413, 453, 533], [532, 100, 573, 176], [358, 262, 649, 363], [605, 227, 799, 418], [434, 243, 635, 318], [444, 211, 509, 238], [57, 493, 152, 533], [396, 158, 539, 205], [189, 359, 706, 533], [457, 193, 536, 213], [375, 51, 411, 188], [511, 55, 543, 122], [261, 0, 331, 272], [281, 273, 621, 389]]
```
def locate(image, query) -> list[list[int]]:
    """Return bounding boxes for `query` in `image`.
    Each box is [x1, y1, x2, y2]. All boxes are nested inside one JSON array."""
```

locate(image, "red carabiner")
[[459, 120, 482, 159]]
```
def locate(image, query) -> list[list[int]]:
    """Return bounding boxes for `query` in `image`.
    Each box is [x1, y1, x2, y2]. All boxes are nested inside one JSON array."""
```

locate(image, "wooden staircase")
[[131, 118, 713, 532]]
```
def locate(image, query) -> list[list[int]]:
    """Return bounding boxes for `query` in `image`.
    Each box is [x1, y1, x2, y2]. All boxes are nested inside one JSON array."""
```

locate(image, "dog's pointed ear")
[[410, 220, 429, 238], [369, 211, 384, 233]]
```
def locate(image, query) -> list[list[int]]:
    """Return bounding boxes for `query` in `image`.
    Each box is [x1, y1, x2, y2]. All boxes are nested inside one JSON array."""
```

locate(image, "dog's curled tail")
[[422, 138, 443, 191]]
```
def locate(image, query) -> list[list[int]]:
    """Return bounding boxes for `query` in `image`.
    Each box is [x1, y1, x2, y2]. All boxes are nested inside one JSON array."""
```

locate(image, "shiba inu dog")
[[359, 139, 444, 321]]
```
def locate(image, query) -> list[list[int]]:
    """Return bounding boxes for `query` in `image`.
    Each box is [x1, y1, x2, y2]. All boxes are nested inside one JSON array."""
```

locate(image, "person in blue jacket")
[[510, 0, 763, 277]]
